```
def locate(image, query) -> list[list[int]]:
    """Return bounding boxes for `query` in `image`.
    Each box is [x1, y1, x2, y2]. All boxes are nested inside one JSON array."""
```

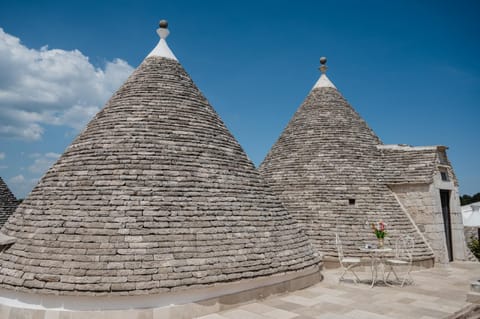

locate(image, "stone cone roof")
[[0, 56, 319, 295], [259, 82, 435, 262], [0, 177, 18, 227]]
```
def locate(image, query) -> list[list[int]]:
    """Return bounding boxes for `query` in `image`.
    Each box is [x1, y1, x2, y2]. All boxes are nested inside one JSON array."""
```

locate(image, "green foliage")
[[468, 236, 480, 260], [460, 193, 480, 206], [370, 221, 387, 239]]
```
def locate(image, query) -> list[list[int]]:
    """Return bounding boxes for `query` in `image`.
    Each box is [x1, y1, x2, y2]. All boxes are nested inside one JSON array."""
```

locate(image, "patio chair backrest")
[[395, 235, 414, 261], [335, 233, 345, 261]]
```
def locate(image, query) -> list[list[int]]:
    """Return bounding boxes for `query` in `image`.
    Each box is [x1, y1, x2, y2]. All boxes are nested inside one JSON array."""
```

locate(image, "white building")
[[462, 201, 480, 241]]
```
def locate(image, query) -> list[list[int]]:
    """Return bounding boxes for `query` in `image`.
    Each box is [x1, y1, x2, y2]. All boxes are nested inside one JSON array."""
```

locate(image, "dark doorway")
[[440, 190, 453, 262]]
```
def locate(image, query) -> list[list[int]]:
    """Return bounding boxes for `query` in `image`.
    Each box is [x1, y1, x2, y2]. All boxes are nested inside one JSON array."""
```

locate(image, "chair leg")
[[339, 265, 360, 284], [339, 268, 347, 283], [385, 264, 391, 281], [349, 267, 360, 284], [390, 266, 400, 282], [370, 258, 376, 288], [400, 265, 413, 287]]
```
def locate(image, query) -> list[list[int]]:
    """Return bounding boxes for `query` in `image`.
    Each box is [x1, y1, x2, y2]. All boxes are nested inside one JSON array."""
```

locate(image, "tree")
[[460, 193, 480, 206]]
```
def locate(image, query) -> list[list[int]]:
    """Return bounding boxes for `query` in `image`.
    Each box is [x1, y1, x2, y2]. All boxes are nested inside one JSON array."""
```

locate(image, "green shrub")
[[468, 237, 480, 260]]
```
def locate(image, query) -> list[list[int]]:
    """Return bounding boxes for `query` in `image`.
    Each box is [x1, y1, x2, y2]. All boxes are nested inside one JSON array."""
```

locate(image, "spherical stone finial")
[[320, 57, 327, 65], [159, 20, 168, 28]]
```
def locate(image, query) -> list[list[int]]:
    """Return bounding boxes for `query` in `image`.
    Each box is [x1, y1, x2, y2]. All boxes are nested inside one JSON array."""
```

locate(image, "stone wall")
[[389, 171, 469, 264], [465, 227, 479, 242], [389, 183, 446, 263], [432, 166, 469, 262]]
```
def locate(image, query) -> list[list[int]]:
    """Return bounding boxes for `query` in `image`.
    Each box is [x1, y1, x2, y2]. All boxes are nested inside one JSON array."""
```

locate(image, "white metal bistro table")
[[359, 247, 393, 288]]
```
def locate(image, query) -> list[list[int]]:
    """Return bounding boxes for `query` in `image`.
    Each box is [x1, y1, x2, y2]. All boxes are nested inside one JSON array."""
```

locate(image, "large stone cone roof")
[[0, 177, 18, 227], [0, 56, 319, 295], [259, 84, 435, 261]]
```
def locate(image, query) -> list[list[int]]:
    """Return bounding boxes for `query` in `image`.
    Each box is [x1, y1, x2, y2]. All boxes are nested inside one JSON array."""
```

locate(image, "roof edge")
[[378, 144, 448, 151]]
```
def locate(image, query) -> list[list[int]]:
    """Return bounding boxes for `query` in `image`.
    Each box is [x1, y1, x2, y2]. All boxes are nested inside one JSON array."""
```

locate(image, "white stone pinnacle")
[[312, 73, 336, 90], [147, 27, 178, 60]]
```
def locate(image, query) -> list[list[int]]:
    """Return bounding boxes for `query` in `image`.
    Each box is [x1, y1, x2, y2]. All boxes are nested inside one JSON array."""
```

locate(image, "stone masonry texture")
[[379, 146, 458, 186], [259, 86, 435, 262], [0, 177, 19, 227], [0, 57, 320, 296]]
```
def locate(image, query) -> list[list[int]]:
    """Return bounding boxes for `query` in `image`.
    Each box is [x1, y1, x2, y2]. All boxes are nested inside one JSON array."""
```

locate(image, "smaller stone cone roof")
[[0, 177, 18, 227], [378, 145, 458, 185], [259, 60, 435, 262], [0, 22, 320, 297]]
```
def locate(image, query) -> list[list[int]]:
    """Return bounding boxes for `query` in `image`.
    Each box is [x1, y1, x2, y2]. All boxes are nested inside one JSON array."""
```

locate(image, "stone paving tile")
[[316, 313, 351, 319], [293, 302, 354, 317], [279, 295, 320, 307], [338, 290, 382, 303], [263, 308, 299, 319], [0, 305, 11, 319], [349, 301, 392, 315], [391, 291, 441, 302], [221, 309, 267, 319], [310, 294, 356, 306], [196, 314, 226, 319], [209, 262, 480, 319], [304, 286, 345, 296], [59, 311, 72, 319], [396, 297, 415, 304], [44, 312, 61, 319], [386, 306, 450, 319], [343, 309, 392, 319], [238, 302, 278, 314], [411, 299, 465, 313], [262, 300, 304, 312], [291, 289, 325, 299]]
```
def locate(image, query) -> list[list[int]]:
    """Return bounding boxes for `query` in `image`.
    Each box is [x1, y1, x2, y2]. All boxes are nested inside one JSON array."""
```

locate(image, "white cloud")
[[0, 28, 134, 141], [9, 174, 25, 184], [6, 152, 61, 198], [0, 152, 5, 169], [8, 174, 39, 199], [28, 152, 60, 174]]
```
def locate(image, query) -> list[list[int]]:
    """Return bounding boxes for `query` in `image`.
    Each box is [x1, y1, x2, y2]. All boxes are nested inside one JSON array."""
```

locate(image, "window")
[[438, 151, 448, 165], [348, 198, 356, 205], [440, 169, 449, 182]]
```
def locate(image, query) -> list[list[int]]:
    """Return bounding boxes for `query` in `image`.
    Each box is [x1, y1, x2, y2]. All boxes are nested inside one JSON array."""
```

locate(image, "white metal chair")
[[385, 235, 414, 287], [335, 233, 362, 284]]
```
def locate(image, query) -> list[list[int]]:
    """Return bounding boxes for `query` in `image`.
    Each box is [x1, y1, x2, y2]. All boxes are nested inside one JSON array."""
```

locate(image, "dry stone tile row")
[[0, 57, 320, 296], [259, 87, 435, 261], [0, 177, 19, 227], [379, 147, 456, 185]]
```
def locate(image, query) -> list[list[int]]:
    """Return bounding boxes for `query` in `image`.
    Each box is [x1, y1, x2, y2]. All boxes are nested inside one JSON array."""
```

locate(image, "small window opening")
[[348, 198, 356, 205], [438, 151, 448, 165], [440, 171, 449, 182]]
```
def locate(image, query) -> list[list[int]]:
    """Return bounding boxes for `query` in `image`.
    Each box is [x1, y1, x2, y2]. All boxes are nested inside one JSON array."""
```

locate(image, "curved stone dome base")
[[0, 266, 321, 319]]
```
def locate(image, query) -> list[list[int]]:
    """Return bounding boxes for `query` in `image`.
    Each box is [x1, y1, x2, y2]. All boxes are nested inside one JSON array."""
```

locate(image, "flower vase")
[[377, 237, 384, 248]]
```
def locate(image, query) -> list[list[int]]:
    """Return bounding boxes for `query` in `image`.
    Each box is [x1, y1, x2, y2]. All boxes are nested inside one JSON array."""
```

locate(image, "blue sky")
[[0, 0, 479, 198]]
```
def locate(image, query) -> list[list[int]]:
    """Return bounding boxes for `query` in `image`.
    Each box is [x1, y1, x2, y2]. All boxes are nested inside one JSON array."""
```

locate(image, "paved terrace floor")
[[199, 262, 480, 319]]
